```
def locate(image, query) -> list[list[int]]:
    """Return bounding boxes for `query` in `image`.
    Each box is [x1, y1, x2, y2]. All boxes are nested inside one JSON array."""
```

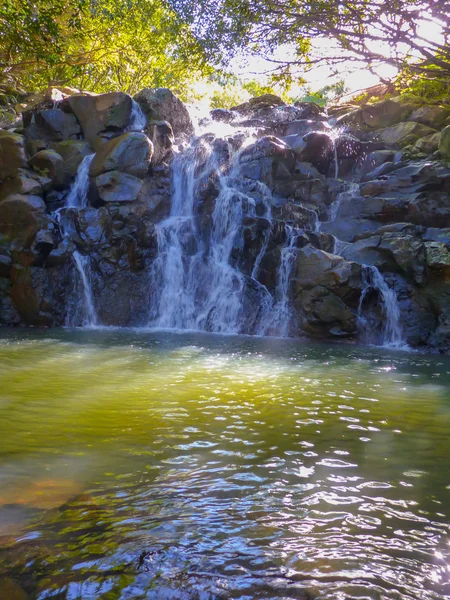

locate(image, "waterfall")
[[65, 154, 94, 209], [358, 265, 405, 348], [148, 128, 260, 333], [55, 153, 100, 327], [66, 252, 98, 327], [128, 100, 147, 131], [257, 226, 299, 337]]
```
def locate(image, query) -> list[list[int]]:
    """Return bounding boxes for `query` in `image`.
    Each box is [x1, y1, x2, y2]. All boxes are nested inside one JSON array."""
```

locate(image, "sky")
[[229, 8, 445, 97]]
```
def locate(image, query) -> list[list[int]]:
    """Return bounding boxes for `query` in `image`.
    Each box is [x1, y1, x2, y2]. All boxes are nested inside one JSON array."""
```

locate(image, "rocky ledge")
[[0, 87, 449, 352]]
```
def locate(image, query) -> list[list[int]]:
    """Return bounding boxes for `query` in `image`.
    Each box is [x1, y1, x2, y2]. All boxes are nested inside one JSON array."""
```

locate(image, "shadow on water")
[[0, 329, 450, 599]]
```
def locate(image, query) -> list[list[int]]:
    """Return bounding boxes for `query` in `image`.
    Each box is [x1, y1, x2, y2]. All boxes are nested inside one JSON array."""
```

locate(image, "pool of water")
[[0, 329, 449, 599]]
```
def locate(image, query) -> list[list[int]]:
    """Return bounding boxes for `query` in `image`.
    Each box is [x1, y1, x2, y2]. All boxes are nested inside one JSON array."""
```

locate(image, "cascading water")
[[55, 154, 99, 327], [358, 265, 405, 348], [257, 226, 299, 337], [65, 154, 94, 209], [321, 180, 406, 347], [149, 127, 265, 334], [67, 252, 98, 327], [128, 99, 147, 131]]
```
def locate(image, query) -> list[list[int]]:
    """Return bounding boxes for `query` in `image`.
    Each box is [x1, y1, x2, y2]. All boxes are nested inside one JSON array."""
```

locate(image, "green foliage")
[[396, 69, 450, 105], [172, 0, 450, 85], [295, 80, 348, 107], [0, 0, 211, 98]]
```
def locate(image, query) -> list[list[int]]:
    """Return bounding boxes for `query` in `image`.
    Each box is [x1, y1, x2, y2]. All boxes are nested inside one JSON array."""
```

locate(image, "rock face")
[[134, 88, 193, 137], [67, 92, 132, 148], [0, 89, 450, 353], [90, 132, 153, 178]]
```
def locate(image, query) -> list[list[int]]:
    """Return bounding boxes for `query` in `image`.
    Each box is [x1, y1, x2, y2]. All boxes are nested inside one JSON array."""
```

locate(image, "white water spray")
[[65, 154, 94, 209], [358, 265, 405, 348]]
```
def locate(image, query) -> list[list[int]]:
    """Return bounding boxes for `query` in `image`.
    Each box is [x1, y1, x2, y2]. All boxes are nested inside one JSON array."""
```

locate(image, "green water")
[[0, 329, 450, 600]]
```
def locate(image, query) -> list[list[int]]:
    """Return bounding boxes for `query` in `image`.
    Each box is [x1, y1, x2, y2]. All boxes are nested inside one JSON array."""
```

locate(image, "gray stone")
[[29, 149, 65, 188], [134, 88, 193, 137], [378, 121, 437, 148], [67, 92, 132, 148], [0, 131, 27, 179], [90, 132, 152, 178], [35, 109, 81, 140], [96, 170, 143, 202]]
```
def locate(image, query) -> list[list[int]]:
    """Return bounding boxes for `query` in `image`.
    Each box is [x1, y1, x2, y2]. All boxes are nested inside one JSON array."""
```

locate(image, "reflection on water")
[[0, 328, 449, 599]]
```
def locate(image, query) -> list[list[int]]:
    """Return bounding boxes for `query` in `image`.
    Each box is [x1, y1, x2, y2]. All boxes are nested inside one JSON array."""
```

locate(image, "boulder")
[[284, 119, 330, 136], [134, 88, 194, 137], [90, 132, 152, 178], [34, 108, 81, 140], [360, 100, 407, 129], [439, 124, 450, 160], [231, 94, 285, 115], [210, 109, 235, 123], [414, 132, 441, 155], [338, 99, 407, 129], [408, 105, 450, 128], [49, 140, 93, 178], [0, 172, 43, 201], [95, 170, 143, 202], [0, 194, 48, 247], [425, 242, 450, 270], [67, 92, 132, 148], [146, 120, 174, 164], [0, 131, 27, 179], [291, 247, 362, 337], [292, 101, 323, 119], [378, 121, 437, 148], [10, 265, 54, 325], [290, 132, 334, 174], [29, 149, 65, 188]]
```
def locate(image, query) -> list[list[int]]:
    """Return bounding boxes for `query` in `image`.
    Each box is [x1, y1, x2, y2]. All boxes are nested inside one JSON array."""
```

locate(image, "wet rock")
[[284, 119, 330, 137], [46, 237, 75, 267], [291, 131, 334, 174], [231, 94, 285, 115], [356, 150, 396, 179], [0, 131, 27, 179], [67, 92, 132, 148], [96, 271, 151, 326], [292, 101, 323, 119], [137, 164, 171, 220], [95, 170, 143, 202], [90, 132, 152, 178], [378, 121, 437, 148], [0, 278, 21, 325], [134, 88, 193, 137], [146, 121, 173, 164], [29, 149, 65, 189], [291, 247, 362, 337], [320, 217, 381, 242], [210, 108, 236, 123]]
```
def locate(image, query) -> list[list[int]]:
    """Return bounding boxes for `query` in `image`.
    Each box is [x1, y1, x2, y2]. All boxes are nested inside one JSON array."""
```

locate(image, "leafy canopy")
[[171, 0, 450, 81], [0, 0, 211, 98]]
